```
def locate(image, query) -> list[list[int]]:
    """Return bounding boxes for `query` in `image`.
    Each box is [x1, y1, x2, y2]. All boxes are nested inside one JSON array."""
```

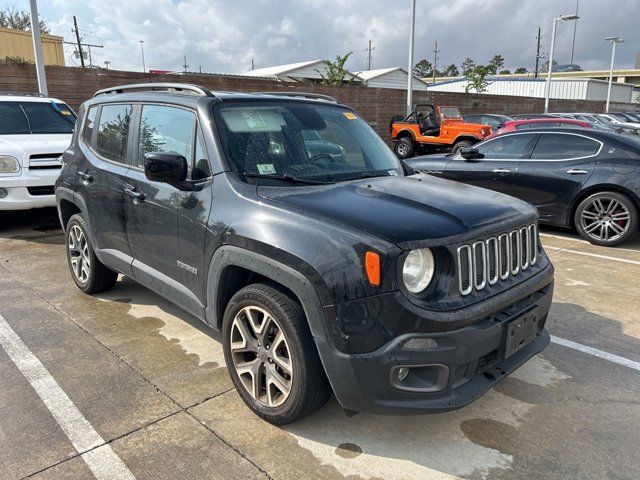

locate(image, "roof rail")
[[256, 91, 340, 103], [94, 83, 215, 97], [0, 91, 49, 98]]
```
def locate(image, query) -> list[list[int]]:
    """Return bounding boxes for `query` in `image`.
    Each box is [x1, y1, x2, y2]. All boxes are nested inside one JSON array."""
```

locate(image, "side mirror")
[[400, 158, 417, 175], [144, 152, 188, 184], [460, 148, 484, 161]]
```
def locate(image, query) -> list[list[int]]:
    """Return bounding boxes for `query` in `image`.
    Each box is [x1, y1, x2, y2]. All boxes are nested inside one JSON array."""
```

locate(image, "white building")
[[241, 60, 362, 84], [427, 77, 635, 103], [354, 67, 428, 91]]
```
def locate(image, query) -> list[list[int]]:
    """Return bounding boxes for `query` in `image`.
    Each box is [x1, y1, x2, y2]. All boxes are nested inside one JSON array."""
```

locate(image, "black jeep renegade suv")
[[55, 83, 554, 424]]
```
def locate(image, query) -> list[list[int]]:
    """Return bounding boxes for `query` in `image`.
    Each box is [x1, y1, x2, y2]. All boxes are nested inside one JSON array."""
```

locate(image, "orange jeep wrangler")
[[390, 104, 493, 159]]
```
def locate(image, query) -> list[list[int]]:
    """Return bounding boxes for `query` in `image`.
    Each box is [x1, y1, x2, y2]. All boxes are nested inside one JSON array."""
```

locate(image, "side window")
[[83, 106, 98, 144], [137, 104, 196, 169], [530, 134, 600, 160], [95, 104, 133, 163], [476, 134, 534, 159], [192, 127, 212, 180]]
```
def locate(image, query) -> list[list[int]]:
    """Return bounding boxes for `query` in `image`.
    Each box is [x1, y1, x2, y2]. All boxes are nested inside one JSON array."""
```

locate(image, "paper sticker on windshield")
[[59, 110, 72, 115], [257, 164, 276, 175], [242, 111, 268, 129], [343, 112, 357, 120]]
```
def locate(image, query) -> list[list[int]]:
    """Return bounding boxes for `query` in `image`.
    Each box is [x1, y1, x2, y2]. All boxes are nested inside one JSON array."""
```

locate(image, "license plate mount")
[[504, 311, 539, 358]]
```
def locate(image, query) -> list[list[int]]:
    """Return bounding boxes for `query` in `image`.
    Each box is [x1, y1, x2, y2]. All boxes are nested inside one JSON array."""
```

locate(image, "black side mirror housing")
[[144, 152, 188, 184], [460, 148, 484, 161]]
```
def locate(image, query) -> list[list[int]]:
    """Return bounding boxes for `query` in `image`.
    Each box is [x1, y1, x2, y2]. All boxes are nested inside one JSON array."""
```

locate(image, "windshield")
[[0, 101, 76, 135], [214, 102, 402, 183], [440, 107, 462, 119]]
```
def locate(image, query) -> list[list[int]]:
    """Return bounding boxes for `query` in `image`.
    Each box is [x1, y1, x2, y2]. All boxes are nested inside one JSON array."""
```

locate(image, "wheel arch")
[[395, 129, 416, 141], [205, 245, 336, 345], [452, 134, 480, 145]]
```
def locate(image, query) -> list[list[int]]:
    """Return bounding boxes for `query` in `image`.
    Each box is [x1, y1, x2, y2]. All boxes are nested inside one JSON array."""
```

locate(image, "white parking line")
[[551, 335, 640, 372], [0, 313, 136, 480], [556, 249, 640, 266], [540, 233, 640, 254]]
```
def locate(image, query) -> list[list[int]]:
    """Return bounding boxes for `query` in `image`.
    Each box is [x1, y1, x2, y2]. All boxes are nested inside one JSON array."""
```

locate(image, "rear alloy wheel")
[[394, 137, 415, 159], [222, 282, 331, 424], [574, 191, 638, 246]]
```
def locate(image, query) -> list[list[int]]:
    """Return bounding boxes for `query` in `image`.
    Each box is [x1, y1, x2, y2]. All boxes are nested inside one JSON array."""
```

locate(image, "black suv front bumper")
[[315, 263, 553, 414]]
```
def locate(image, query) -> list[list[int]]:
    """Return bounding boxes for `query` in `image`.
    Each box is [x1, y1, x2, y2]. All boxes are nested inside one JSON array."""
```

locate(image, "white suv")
[[0, 94, 75, 210]]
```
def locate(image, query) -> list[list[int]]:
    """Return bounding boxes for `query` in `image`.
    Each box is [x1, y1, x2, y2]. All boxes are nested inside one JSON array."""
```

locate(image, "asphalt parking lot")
[[1, 208, 639, 480]]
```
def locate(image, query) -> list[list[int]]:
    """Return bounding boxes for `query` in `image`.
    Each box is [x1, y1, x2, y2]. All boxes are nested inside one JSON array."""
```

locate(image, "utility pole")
[[199, 66, 202, 73], [570, 0, 579, 64], [406, 0, 416, 115], [534, 27, 542, 78], [139, 41, 145, 72], [28, 0, 47, 95], [73, 15, 85, 68], [251, 58, 254, 70], [363, 40, 375, 70], [183, 55, 188, 72], [432, 41, 439, 83]]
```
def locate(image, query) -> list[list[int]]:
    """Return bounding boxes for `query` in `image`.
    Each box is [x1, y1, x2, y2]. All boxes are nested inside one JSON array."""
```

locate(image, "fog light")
[[403, 337, 438, 350], [396, 367, 410, 382], [0, 188, 7, 199]]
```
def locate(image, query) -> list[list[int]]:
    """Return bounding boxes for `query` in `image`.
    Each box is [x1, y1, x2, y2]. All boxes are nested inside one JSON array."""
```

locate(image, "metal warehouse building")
[[427, 77, 636, 103]]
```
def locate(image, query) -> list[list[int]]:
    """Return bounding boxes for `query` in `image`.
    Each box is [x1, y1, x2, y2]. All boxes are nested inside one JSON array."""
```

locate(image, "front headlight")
[[402, 248, 435, 293], [0, 156, 20, 173]]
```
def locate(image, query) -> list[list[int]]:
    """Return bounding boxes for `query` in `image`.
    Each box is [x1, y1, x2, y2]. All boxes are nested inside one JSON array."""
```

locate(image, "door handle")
[[124, 188, 145, 202], [492, 168, 511, 173], [77, 171, 93, 182], [566, 169, 588, 175]]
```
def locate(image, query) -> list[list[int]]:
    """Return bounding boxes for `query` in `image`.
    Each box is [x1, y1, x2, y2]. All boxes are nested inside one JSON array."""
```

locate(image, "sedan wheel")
[[575, 192, 638, 246], [230, 305, 293, 408]]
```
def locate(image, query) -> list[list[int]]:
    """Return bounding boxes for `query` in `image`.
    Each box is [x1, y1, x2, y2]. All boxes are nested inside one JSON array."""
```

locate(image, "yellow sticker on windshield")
[[60, 110, 72, 115], [343, 112, 357, 120]]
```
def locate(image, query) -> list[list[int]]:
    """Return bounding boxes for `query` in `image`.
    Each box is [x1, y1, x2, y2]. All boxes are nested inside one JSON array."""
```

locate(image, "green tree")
[[514, 67, 528, 74], [316, 52, 354, 85], [0, 6, 49, 33], [541, 59, 558, 71], [500, 69, 511, 75], [443, 64, 459, 77], [461, 58, 475, 76], [413, 59, 433, 78], [465, 65, 492, 93], [486, 54, 505, 75], [0, 55, 33, 65]]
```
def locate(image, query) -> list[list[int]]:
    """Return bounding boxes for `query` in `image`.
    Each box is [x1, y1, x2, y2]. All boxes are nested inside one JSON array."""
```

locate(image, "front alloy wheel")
[[68, 224, 91, 284], [575, 192, 638, 246], [222, 282, 331, 424], [230, 306, 293, 407]]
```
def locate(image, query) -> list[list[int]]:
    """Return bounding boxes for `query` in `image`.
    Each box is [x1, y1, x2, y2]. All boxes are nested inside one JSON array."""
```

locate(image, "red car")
[[486, 118, 592, 139]]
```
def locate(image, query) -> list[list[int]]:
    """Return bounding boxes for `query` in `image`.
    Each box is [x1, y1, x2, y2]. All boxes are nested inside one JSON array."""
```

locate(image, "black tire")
[[222, 282, 331, 425], [452, 140, 473, 153], [65, 214, 118, 293], [574, 191, 638, 246], [394, 137, 415, 159]]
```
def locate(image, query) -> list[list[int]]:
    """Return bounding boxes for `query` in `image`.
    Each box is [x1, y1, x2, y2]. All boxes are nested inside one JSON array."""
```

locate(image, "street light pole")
[[569, 0, 579, 64], [28, 0, 47, 95], [406, 0, 416, 116], [605, 37, 624, 113], [544, 14, 579, 113], [140, 40, 146, 73]]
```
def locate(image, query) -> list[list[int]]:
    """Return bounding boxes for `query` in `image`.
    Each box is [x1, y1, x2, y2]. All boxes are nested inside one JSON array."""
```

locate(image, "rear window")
[[530, 133, 600, 160], [95, 104, 133, 163], [0, 101, 75, 134]]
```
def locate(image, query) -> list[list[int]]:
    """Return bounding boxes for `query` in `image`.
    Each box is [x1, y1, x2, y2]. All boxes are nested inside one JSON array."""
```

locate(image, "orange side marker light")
[[365, 251, 381, 286]]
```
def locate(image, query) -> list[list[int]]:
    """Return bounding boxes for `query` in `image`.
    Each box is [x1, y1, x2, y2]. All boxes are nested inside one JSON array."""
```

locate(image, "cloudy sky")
[[29, 0, 640, 74]]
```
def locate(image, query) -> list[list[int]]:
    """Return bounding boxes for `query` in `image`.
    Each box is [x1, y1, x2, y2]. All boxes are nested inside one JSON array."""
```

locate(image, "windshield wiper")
[[336, 172, 392, 182], [244, 172, 333, 185]]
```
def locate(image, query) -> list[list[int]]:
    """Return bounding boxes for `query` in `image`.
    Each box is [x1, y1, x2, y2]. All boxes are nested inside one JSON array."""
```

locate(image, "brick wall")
[[0, 64, 634, 140]]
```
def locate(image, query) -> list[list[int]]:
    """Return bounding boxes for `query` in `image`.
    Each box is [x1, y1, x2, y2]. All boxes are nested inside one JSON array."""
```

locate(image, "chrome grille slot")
[[457, 224, 538, 295], [472, 241, 486, 290], [457, 245, 473, 296], [486, 237, 498, 285], [498, 233, 510, 280], [510, 230, 520, 275], [520, 227, 529, 270], [529, 224, 538, 265]]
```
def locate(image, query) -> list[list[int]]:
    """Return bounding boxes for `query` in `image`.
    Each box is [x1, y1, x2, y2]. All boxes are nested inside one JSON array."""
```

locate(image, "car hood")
[[257, 174, 537, 247], [0, 134, 72, 149]]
